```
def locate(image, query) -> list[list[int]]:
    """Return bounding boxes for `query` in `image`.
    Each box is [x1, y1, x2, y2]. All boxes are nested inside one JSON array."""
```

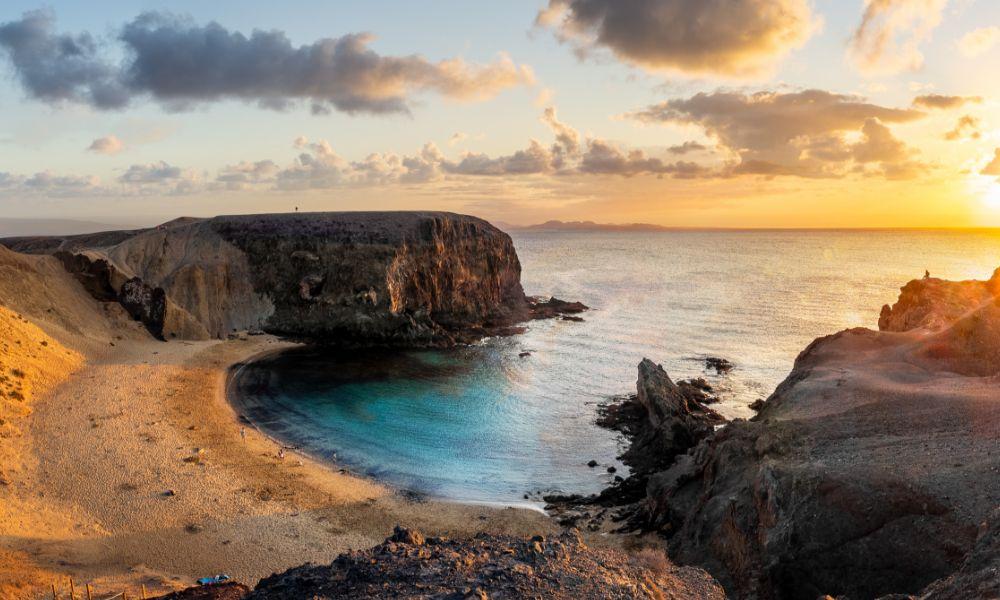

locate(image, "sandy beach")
[[0, 331, 556, 599]]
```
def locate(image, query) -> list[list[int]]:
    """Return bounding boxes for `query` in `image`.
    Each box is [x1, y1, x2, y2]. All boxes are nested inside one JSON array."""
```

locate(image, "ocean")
[[230, 229, 1000, 505]]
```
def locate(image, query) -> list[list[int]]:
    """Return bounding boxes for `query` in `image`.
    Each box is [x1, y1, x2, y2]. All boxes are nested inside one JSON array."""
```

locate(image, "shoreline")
[[225, 344, 555, 516], [1, 333, 558, 599]]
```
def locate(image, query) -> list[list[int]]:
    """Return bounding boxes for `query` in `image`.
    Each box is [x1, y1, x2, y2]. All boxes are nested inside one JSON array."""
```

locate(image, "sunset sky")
[[2, 0, 1000, 228]]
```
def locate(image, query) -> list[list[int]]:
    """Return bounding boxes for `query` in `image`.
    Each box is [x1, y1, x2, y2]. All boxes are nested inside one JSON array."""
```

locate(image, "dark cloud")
[[578, 140, 708, 178], [0, 9, 128, 108], [945, 115, 981, 141], [630, 90, 928, 179], [667, 141, 708, 155], [0, 10, 533, 115], [912, 94, 982, 110], [536, 0, 815, 76]]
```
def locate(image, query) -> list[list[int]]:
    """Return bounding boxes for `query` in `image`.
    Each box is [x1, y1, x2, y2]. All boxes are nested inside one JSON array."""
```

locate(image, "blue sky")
[[1, 1, 999, 227]]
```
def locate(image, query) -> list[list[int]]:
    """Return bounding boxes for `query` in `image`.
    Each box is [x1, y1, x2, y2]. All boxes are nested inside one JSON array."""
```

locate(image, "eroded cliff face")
[[597, 270, 1000, 600], [2, 212, 535, 346]]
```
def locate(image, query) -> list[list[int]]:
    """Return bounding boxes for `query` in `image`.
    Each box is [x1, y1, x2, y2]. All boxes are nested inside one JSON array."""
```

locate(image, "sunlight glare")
[[985, 184, 1000, 211]]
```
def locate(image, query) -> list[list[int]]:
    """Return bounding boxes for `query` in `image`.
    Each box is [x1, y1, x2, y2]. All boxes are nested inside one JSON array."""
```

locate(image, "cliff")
[[581, 270, 1000, 599], [2, 212, 576, 346]]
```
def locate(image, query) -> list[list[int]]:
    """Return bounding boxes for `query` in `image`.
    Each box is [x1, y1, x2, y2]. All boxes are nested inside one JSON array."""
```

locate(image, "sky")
[[1, 0, 1000, 228]]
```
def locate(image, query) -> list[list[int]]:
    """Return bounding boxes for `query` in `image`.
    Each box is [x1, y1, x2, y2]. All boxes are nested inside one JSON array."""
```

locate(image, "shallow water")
[[231, 229, 1000, 504]]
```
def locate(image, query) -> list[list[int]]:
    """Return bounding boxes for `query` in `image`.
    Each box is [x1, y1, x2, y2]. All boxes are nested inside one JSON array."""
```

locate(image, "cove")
[[228, 339, 626, 505]]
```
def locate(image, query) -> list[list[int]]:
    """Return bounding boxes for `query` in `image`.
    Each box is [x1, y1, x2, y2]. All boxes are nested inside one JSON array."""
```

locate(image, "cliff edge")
[[1, 212, 576, 346], [582, 270, 1000, 599]]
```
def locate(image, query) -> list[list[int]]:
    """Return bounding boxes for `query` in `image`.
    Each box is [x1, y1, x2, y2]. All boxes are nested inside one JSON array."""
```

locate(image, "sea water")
[[230, 229, 1000, 504]]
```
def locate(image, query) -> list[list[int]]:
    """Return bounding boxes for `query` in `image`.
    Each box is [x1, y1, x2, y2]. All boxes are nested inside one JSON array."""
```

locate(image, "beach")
[[0, 332, 555, 599]]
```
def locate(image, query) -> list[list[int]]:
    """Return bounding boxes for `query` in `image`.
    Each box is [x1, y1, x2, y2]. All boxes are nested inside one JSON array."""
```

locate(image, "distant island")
[[512, 220, 674, 232]]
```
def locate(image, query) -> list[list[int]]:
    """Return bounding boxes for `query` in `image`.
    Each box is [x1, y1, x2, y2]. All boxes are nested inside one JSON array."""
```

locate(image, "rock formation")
[[2, 212, 585, 346], [152, 527, 725, 600], [588, 270, 1000, 599]]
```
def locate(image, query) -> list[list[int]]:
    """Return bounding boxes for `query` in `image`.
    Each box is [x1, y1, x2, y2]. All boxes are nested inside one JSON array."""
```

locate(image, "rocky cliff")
[[2, 212, 578, 346], [578, 270, 1000, 599]]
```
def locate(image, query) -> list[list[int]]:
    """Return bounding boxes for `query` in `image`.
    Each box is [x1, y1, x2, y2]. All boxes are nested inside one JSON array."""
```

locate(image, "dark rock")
[[748, 398, 766, 411], [519, 351, 531, 358], [389, 525, 425, 546], [704, 357, 734, 374], [606, 466, 616, 473], [242, 527, 724, 599], [527, 296, 589, 320], [150, 582, 250, 600], [119, 277, 167, 339], [913, 508, 1000, 600], [587, 460, 599, 468]]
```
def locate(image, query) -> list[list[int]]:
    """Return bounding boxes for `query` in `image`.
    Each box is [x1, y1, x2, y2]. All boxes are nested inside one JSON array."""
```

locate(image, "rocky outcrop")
[[592, 359, 723, 489], [545, 360, 724, 531], [155, 526, 723, 599], [584, 270, 1000, 599], [3, 212, 584, 346]]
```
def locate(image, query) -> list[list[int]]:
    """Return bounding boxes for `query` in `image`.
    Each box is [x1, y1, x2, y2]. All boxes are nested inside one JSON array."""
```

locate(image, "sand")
[[0, 326, 555, 599]]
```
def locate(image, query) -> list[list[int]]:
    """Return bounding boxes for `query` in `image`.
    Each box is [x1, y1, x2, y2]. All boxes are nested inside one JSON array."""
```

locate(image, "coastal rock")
[[242, 527, 725, 599], [632, 270, 1000, 599], [618, 359, 724, 477], [150, 582, 250, 600], [2, 212, 577, 346], [913, 508, 1000, 600]]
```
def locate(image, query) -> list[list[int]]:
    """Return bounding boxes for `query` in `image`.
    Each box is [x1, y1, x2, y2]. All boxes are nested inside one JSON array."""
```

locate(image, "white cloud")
[[87, 135, 124, 155], [958, 26, 1000, 58]]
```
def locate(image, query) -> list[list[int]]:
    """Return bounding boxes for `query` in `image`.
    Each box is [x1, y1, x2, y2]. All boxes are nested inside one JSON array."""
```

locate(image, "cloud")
[[87, 135, 124, 155], [448, 132, 468, 147], [22, 171, 101, 194], [944, 115, 981, 141], [629, 89, 928, 178], [0, 10, 534, 116], [958, 26, 1000, 58], [578, 140, 709, 178], [849, 0, 949, 76], [0, 9, 129, 108], [535, 0, 816, 77], [268, 107, 716, 189], [912, 94, 981, 110], [668, 141, 708, 155], [216, 160, 279, 189], [119, 161, 183, 183], [983, 149, 1000, 178]]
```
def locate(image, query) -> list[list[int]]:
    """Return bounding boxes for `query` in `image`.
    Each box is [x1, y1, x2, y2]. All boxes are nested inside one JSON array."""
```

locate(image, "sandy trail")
[[0, 335, 554, 599]]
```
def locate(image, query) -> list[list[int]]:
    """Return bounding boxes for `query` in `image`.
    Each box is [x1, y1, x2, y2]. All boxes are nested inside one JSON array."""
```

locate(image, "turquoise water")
[[230, 229, 1000, 505]]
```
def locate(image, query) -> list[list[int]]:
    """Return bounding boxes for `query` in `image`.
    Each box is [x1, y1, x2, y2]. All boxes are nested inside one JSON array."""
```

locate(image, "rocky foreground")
[[1, 212, 585, 346], [552, 270, 1000, 599], [153, 526, 724, 600]]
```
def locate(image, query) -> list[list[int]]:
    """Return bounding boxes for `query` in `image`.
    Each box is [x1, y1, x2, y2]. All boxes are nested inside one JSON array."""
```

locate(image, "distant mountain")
[[0, 218, 132, 237], [514, 220, 673, 232]]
